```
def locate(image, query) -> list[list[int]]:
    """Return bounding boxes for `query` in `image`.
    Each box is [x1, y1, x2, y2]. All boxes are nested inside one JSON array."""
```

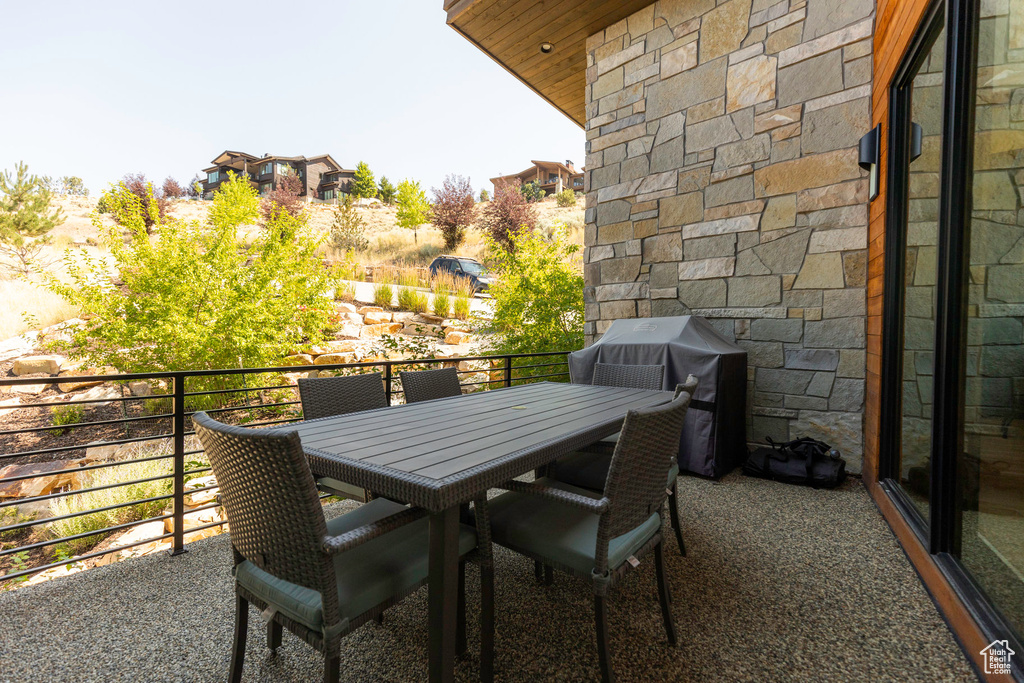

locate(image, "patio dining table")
[[276, 380, 674, 682]]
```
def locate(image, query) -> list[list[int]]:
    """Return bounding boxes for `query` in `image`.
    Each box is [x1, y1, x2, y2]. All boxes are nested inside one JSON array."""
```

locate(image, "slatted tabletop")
[[276, 381, 673, 512]]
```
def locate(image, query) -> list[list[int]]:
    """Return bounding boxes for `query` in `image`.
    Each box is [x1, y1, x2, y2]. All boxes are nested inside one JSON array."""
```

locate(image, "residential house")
[[201, 150, 355, 201], [446, 0, 1024, 676], [490, 159, 584, 196]]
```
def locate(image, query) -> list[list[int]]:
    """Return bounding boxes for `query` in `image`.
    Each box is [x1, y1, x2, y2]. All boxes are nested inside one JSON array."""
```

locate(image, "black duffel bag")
[[743, 437, 847, 489]]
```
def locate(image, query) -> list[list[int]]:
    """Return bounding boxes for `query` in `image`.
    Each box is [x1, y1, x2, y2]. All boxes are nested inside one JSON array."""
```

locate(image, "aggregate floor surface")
[[0, 473, 978, 682]]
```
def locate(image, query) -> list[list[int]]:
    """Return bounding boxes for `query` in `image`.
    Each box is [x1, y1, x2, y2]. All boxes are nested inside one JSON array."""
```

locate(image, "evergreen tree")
[[395, 179, 430, 244], [377, 176, 397, 205], [0, 162, 65, 274], [479, 188, 490, 202], [352, 161, 377, 199], [329, 195, 368, 252]]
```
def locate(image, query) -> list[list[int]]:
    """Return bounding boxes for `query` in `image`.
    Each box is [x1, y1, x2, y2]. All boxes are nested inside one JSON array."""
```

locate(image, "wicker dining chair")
[[484, 389, 693, 683], [297, 373, 389, 501], [399, 367, 463, 404], [193, 412, 494, 683], [548, 369, 698, 557]]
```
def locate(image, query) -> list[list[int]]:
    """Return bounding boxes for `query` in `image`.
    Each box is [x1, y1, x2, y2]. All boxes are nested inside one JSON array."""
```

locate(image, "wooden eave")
[[444, 0, 656, 127]]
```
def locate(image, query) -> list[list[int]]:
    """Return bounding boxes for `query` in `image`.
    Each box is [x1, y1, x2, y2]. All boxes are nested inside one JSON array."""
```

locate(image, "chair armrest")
[[321, 506, 428, 555], [500, 480, 609, 514]]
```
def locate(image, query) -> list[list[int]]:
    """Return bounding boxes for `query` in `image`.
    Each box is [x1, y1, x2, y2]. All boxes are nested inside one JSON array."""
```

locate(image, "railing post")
[[503, 355, 512, 388], [169, 372, 186, 556], [385, 362, 393, 406]]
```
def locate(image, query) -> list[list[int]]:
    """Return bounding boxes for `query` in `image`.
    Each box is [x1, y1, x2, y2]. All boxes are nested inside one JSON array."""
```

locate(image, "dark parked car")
[[428, 255, 494, 294]]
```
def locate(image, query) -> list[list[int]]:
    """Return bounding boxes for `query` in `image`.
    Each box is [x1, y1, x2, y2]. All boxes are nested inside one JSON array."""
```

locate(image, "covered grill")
[[568, 316, 748, 478]]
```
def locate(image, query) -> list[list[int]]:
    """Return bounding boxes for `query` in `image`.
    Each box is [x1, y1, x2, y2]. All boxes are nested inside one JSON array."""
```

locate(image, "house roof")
[[490, 159, 583, 184], [205, 152, 349, 174], [444, 0, 655, 127]]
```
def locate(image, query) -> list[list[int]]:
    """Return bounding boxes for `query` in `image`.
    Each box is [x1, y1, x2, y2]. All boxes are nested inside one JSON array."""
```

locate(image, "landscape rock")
[[128, 381, 152, 397], [0, 460, 86, 499], [363, 311, 393, 325], [281, 354, 314, 367], [314, 352, 357, 365], [13, 355, 63, 376], [401, 324, 444, 337], [0, 397, 20, 417], [445, 331, 473, 345], [357, 306, 384, 315], [336, 302, 358, 314], [57, 367, 115, 393], [361, 322, 405, 338], [73, 385, 122, 406]]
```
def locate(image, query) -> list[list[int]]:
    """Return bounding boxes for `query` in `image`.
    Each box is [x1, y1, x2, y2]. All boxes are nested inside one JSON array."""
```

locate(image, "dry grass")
[[0, 278, 80, 340]]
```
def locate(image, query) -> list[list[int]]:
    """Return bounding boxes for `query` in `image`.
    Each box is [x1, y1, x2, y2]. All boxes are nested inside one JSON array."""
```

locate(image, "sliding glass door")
[[883, 0, 1022, 656]]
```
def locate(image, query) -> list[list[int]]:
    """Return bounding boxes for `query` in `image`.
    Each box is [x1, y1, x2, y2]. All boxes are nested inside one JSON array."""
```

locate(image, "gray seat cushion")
[[549, 451, 679, 493], [234, 498, 477, 638], [486, 478, 661, 576]]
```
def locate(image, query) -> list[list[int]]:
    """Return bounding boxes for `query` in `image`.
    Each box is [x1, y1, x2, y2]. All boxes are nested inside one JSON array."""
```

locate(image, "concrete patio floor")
[[0, 472, 977, 682]]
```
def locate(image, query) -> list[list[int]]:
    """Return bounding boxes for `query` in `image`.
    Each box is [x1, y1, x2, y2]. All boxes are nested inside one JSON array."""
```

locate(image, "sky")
[[0, 1, 585, 198]]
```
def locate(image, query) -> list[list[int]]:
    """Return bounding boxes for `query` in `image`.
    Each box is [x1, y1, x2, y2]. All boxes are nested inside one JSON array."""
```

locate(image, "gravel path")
[[0, 473, 977, 682]]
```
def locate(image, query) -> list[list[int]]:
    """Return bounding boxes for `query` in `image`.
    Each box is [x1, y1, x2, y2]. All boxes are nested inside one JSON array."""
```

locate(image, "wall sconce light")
[[859, 124, 881, 201], [539, 42, 554, 54]]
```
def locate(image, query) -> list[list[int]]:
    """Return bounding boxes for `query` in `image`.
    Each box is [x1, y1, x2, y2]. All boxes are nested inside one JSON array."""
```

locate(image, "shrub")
[[50, 404, 84, 436], [452, 296, 470, 320], [47, 458, 171, 556], [412, 291, 430, 314], [453, 276, 474, 299], [352, 162, 377, 199], [117, 173, 169, 232], [162, 177, 185, 198], [377, 176, 396, 205], [328, 195, 368, 253], [395, 179, 430, 244], [43, 172, 334, 405], [482, 224, 583, 356], [430, 175, 476, 252], [520, 181, 546, 203], [555, 188, 577, 207], [432, 287, 450, 318], [335, 281, 356, 302], [478, 188, 490, 202], [59, 176, 88, 197], [398, 268, 420, 290], [373, 268, 394, 308], [260, 174, 305, 222], [397, 286, 416, 311], [480, 181, 536, 250], [0, 162, 64, 274], [185, 174, 202, 199]]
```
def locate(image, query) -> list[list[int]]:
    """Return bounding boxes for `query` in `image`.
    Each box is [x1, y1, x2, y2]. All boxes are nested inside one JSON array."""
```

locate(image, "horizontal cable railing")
[[0, 351, 569, 584]]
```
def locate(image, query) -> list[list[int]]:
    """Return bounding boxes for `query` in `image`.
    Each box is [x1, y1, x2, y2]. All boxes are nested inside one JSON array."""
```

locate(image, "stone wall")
[[582, 0, 874, 471]]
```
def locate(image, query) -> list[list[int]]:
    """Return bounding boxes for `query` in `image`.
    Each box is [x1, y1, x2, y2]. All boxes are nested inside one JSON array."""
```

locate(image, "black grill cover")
[[569, 316, 747, 478]]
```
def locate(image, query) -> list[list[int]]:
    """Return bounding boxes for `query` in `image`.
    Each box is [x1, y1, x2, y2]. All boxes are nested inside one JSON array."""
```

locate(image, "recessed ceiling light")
[[540, 42, 554, 54]]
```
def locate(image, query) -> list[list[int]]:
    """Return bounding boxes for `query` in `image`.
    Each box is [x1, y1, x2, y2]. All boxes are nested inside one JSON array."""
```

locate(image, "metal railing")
[[0, 351, 570, 584]]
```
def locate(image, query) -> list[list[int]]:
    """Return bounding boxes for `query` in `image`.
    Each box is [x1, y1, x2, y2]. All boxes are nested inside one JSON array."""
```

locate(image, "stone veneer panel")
[[583, 0, 874, 471]]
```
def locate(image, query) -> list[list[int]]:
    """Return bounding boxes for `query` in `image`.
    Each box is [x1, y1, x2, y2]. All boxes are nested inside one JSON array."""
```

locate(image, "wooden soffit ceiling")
[[444, 0, 655, 127]]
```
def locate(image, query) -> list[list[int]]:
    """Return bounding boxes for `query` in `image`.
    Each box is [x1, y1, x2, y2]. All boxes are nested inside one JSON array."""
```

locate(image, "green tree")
[[43, 172, 335, 403], [329, 195, 368, 252], [482, 224, 583, 359], [352, 161, 377, 199], [478, 188, 490, 202], [395, 179, 430, 244], [377, 176, 397, 205], [520, 181, 546, 203], [0, 162, 65, 275], [60, 176, 89, 197]]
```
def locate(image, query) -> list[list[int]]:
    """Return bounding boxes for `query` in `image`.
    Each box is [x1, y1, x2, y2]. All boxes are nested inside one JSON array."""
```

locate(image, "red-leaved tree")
[[162, 177, 184, 198], [480, 180, 536, 250], [121, 173, 169, 232], [430, 174, 476, 251], [260, 175, 305, 223]]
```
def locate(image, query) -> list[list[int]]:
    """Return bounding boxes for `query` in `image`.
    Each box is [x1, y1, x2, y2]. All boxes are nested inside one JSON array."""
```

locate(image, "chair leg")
[[654, 542, 678, 647], [229, 594, 248, 683], [544, 564, 554, 586], [668, 485, 686, 556], [480, 563, 495, 683], [374, 612, 384, 625], [323, 654, 340, 683], [594, 594, 615, 683], [457, 560, 468, 657], [534, 560, 543, 582], [267, 619, 282, 654]]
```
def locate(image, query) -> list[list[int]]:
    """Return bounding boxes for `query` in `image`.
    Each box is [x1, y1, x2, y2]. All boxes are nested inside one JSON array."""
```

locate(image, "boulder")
[[128, 381, 152, 397], [336, 323, 363, 339], [280, 353, 314, 367], [445, 331, 473, 345], [362, 322, 405, 338], [419, 313, 444, 324], [8, 382, 49, 395], [184, 475, 219, 507], [336, 302, 359, 314], [83, 442, 130, 462], [57, 367, 116, 393], [12, 355, 63, 376], [357, 306, 384, 315], [314, 352, 357, 365], [341, 312, 364, 325], [363, 311, 392, 325], [74, 385, 122, 406], [0, 397, 20, 417], [0, 460, 86, 499]]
